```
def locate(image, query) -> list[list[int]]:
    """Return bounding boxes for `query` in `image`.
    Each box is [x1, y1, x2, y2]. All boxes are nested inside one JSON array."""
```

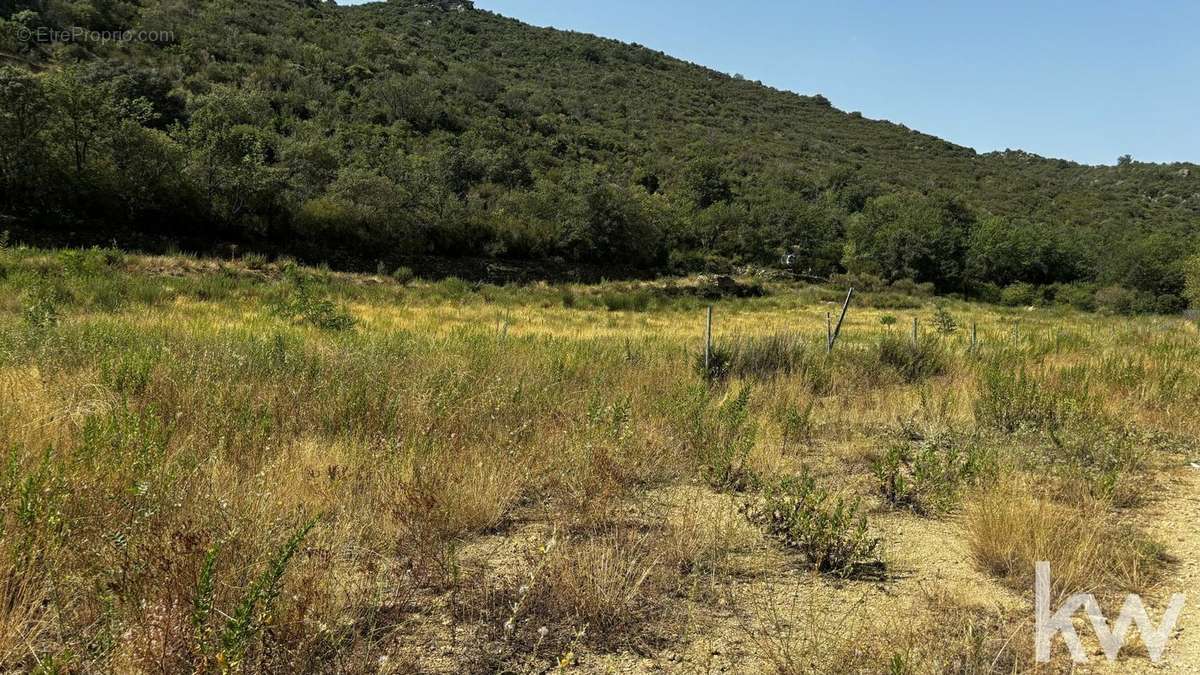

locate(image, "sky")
[[342, 0, 1200, 166]]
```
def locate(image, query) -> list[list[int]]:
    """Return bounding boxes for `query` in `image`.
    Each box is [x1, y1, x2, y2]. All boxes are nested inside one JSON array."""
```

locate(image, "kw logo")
[[1035, 561, 1186, 663]]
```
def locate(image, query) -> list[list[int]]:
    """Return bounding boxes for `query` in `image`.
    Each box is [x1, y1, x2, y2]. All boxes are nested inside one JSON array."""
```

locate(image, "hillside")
[[1, 0, 1199, 309]]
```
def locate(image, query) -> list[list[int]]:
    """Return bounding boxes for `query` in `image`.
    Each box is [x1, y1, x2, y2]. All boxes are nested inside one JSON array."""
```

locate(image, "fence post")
[[828, 288, 854, 352], [826, 312, 832, 353], [971, 322, 978, 352], [705, 305, 713, 373], [912, 317, 919, 346]]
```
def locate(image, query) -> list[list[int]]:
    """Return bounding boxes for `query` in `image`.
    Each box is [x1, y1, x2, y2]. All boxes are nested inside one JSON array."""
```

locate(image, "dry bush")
[[965, 474, 1164, 599], [462, 527, 679, 665], [746, 583, 1032, 675], [660, 489, 763, 578], [0, 557, 51, 670]]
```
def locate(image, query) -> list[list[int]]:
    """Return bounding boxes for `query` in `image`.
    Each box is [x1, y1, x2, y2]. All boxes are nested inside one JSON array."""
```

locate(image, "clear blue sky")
[[342, 0, 1200, 166]]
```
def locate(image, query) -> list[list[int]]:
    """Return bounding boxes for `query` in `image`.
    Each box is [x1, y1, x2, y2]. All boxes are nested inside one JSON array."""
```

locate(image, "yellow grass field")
[[3, 247, 1200, 673]]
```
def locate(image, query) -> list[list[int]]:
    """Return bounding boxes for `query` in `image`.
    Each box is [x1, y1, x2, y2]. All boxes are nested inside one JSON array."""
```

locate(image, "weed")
[[689, 385, 758, 491], [876, 332, 946, 382], [210, 518, 318, 670], [931, 304, 958, 335], [743, 473, 883, 578], [973, 365, 1059, 433], [269, 278, 355, 331], [874, 432, 991, 515], [392, 266, 415, 284]]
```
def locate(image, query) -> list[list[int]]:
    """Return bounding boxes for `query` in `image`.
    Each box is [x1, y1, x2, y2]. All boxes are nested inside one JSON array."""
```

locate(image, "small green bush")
[[974, 365, 1059, 433], [601, 289, 651, 312], [743, 473, 882, 578], [270, 281, 355, 331], [678, 385, 758, 491], [874, 433, 991, 515], [1000, 282, 1039, 307], [392, 266, 415, 284], [931, 305, 957, 335], [875, 333, 946, 383]]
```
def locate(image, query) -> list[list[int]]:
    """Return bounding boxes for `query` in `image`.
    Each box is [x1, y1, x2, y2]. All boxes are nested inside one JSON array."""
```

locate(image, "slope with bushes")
[[1, 0, 1198, 309]]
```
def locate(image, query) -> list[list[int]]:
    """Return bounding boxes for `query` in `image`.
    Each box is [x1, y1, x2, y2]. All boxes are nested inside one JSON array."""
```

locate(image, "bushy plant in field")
[[676, 385, 758, 491], [743, 473, 882, 579], [874, 432, 991, 515], [269, 277, 355, 331], [875, 332, 946, 382], [931, 304, 957, 335], [191, 519, 318, 671], [698, 332, 819, 382], [391, 265, 415, 285], [973, 365, 1059, 433]]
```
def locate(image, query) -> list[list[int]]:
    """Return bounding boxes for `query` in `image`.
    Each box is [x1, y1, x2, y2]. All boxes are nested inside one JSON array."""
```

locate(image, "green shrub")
[[973, 365, 1059, 433], [22, 282, 60, 337], [269, 281, 355, 331], [601, 289, 651, 312], [699, 332, 813, 382], [879, 314, 897, 326], [743, 473, 882, 578], [874, 433, 991, 515], [559, 286, 577, 308], [392, 266, 415, 284], [875, 333, 946, 383], [931, 305, 957, 335], [1000, 282, 1039, 307], [190, 519, 318, 670], [678, 385, 758, 491]]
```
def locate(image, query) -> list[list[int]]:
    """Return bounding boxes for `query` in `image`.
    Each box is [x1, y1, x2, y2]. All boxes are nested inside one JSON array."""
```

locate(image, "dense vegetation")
[[2, 0, 1199, 310]]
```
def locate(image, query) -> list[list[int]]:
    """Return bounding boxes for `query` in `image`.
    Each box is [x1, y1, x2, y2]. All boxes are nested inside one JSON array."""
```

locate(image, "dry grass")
[[964, 474, 1165, 600], [0, 248, 1195, 672]]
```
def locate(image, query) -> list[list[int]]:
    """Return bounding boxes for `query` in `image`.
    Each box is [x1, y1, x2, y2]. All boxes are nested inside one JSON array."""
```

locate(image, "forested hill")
[[2, 0, 1199, 310]]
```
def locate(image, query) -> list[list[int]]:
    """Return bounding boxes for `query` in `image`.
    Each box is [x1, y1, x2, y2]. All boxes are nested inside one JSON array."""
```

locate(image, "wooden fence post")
[[971, 322, 978, 352], [704, 305, 713, 373], [826, 312, 832, 353], [912, 317, 919, 346], [828, 287, 854, 352]]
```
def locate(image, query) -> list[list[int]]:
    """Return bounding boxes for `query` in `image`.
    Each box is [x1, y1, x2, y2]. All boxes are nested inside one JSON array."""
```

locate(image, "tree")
[[183, 88, 281, 231], [1183, 254, 1200, 309], [966, 215, 1072, 286], [0, 66, 50, 211], [843, 192, 972, 290], [684, 155, 732, 210]]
